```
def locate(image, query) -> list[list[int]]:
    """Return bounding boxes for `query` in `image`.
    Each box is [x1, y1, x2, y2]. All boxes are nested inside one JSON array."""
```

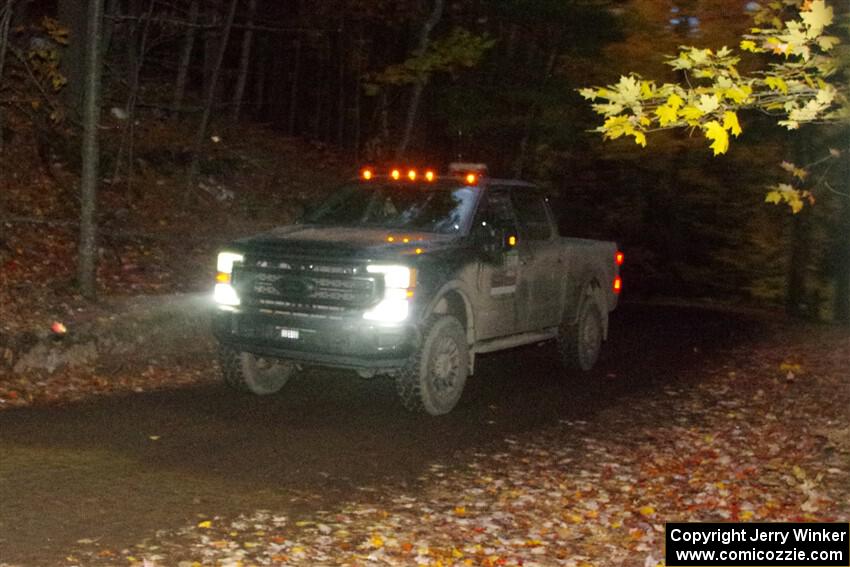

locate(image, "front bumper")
[[212, 310, 418, 370]]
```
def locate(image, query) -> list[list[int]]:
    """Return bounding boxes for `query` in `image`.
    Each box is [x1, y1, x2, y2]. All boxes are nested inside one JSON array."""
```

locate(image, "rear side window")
[[511, 191, 553, 241]]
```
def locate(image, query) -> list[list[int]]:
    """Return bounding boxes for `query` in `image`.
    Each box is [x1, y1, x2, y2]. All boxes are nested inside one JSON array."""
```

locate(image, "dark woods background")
[[1, 0, 848, 322]]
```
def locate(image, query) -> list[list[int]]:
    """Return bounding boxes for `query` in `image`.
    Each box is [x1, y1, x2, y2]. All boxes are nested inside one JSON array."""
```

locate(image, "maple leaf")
[[765, 76, 788, 93], [666, 93, 684, 109], [655, 104, 678, 126], [703, 121, 730, 155], [800, 0, 833, 38], [680, 105, 704, 123], [615, 75, 642, 104], [740, 40, 759, 52], [696, 94, 720, 114], [780, 161, 808, 180], [723, 111, 742, 137], [817, 35, 839, 51]]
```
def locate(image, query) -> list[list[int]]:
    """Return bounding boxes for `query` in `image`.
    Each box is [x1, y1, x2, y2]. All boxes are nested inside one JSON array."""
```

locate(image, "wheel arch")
[[564, 274, 609, 339], [422, 282, 475, 345]]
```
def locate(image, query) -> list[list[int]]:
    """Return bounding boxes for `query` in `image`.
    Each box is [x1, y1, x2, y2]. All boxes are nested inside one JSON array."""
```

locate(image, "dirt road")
[[0, 303, 847, 565]]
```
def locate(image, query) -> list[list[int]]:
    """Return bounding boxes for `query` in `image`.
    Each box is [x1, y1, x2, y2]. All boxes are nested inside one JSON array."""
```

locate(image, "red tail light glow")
[[361, 168, 373, 180], [390, 168, 401, 180], [613, 276, 622, 294], [615, 251, 624, 266]]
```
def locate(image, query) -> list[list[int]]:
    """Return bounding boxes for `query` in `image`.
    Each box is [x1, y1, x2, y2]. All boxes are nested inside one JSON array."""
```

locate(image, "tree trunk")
[[786, 210, 811, 317], [203, 0, 222, 103], [57, 0, 89, 115], [231, 0, 257, 122], [514, 46, 558, 179], [834, 189, 850, 324], [185, 0, 239, 202], [101, 0, 120, 62], [125, 0, 141, 93], [172, 0, 199, 118], [0, 0, 13, 154], [336, 18, 346, 146], [288, 36, 302, 136], [352, 26, 365, 161], [114, 0, 155, 197], [786, 136, 814, 318], [254, 35, 267, 118], [78, 0, 105, 299], [395, 0, 444, 159], [313, 39, 327, 141]]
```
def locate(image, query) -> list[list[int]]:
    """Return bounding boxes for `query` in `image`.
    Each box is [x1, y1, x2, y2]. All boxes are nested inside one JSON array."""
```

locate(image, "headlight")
[[217, 251, 244, 276], [364, 265, 415, 323], [214, 251, 244, 307]]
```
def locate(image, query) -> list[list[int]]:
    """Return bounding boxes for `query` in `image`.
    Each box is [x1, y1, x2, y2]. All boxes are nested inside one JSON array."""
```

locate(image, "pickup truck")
[[212, 165, 622, 415]]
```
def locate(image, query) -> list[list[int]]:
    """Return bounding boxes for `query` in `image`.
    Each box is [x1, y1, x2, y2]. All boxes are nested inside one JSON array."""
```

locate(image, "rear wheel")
[[218, 345, 296, 395], [558, 297, 604, 371], [396, 316, 469, 416]]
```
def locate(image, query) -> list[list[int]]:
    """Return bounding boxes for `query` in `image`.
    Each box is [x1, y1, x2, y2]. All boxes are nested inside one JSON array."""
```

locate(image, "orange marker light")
[[216, 272, 231, 283], [408, 169, 417, 181], [425, 170, 435, 182], [402, 237, 410, 243], [387, 236, 395, 242], [615, 251, 624, 266], [613, 276, 622, 294], [465, 173, 477, 185], [415, 248, 423, 254], [508, 235, 517, 247], [362, 168, 373, 180], [391, 168, 401, 180]]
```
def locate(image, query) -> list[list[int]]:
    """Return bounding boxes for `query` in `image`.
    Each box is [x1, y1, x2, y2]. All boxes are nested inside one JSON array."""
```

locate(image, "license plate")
[[279, 328, 300, 340]]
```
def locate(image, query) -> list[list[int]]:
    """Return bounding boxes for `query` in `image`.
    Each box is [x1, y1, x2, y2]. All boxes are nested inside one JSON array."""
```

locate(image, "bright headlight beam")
[[214, 252, 244, 307], [366, 264, 414, 289], [217, 251, 244, 274], [364, 265, 415, 323]]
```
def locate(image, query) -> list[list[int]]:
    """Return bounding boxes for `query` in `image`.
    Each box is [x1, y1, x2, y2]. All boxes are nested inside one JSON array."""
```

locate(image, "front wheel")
[[558, 297, 604, 371], [396, 316, 469, 416], [218, 345, 297, 395]]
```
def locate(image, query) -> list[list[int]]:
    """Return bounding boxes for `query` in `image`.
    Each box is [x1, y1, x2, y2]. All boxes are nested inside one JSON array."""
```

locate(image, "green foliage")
[[579, 0, 847, 212], [365, 28, 495, 94]]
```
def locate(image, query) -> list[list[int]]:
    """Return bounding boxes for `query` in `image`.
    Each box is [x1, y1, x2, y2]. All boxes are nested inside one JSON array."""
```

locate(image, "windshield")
[[304, 182, 480, 235]]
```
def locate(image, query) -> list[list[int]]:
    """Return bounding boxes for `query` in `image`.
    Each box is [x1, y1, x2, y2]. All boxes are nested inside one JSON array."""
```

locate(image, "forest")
[[0, 0, 847, 324]]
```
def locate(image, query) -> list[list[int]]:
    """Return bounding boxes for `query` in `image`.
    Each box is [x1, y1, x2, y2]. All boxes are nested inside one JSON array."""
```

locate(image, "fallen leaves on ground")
[[64, 324, 849, 566]]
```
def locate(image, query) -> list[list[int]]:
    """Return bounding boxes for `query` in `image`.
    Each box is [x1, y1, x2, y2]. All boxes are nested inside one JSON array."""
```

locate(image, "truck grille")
[[233, 258, 380, 315]]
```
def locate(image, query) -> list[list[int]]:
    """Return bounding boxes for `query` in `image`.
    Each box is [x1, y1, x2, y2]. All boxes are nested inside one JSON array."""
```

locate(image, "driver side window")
[[472, 190, 517, 244]]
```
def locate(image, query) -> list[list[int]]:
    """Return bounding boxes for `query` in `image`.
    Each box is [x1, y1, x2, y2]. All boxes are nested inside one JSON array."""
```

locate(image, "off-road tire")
[[395, 315, 469, 416], [218, 345, 296, 395], [558, 296, 604, 371]]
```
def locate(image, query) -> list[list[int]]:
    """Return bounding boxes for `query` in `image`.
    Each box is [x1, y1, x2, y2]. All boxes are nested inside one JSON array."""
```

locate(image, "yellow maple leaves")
[[579, 0, 840, 163], [702, 114, 742, 156], [722, 111, 742, 137]]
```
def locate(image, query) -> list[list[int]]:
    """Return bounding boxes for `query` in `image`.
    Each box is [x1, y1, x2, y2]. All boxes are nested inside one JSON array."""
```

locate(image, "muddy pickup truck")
[[212, 165, 622, 415]]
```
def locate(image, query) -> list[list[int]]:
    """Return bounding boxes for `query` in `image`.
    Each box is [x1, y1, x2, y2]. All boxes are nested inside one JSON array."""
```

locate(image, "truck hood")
[[233, 225, 458, 259]]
